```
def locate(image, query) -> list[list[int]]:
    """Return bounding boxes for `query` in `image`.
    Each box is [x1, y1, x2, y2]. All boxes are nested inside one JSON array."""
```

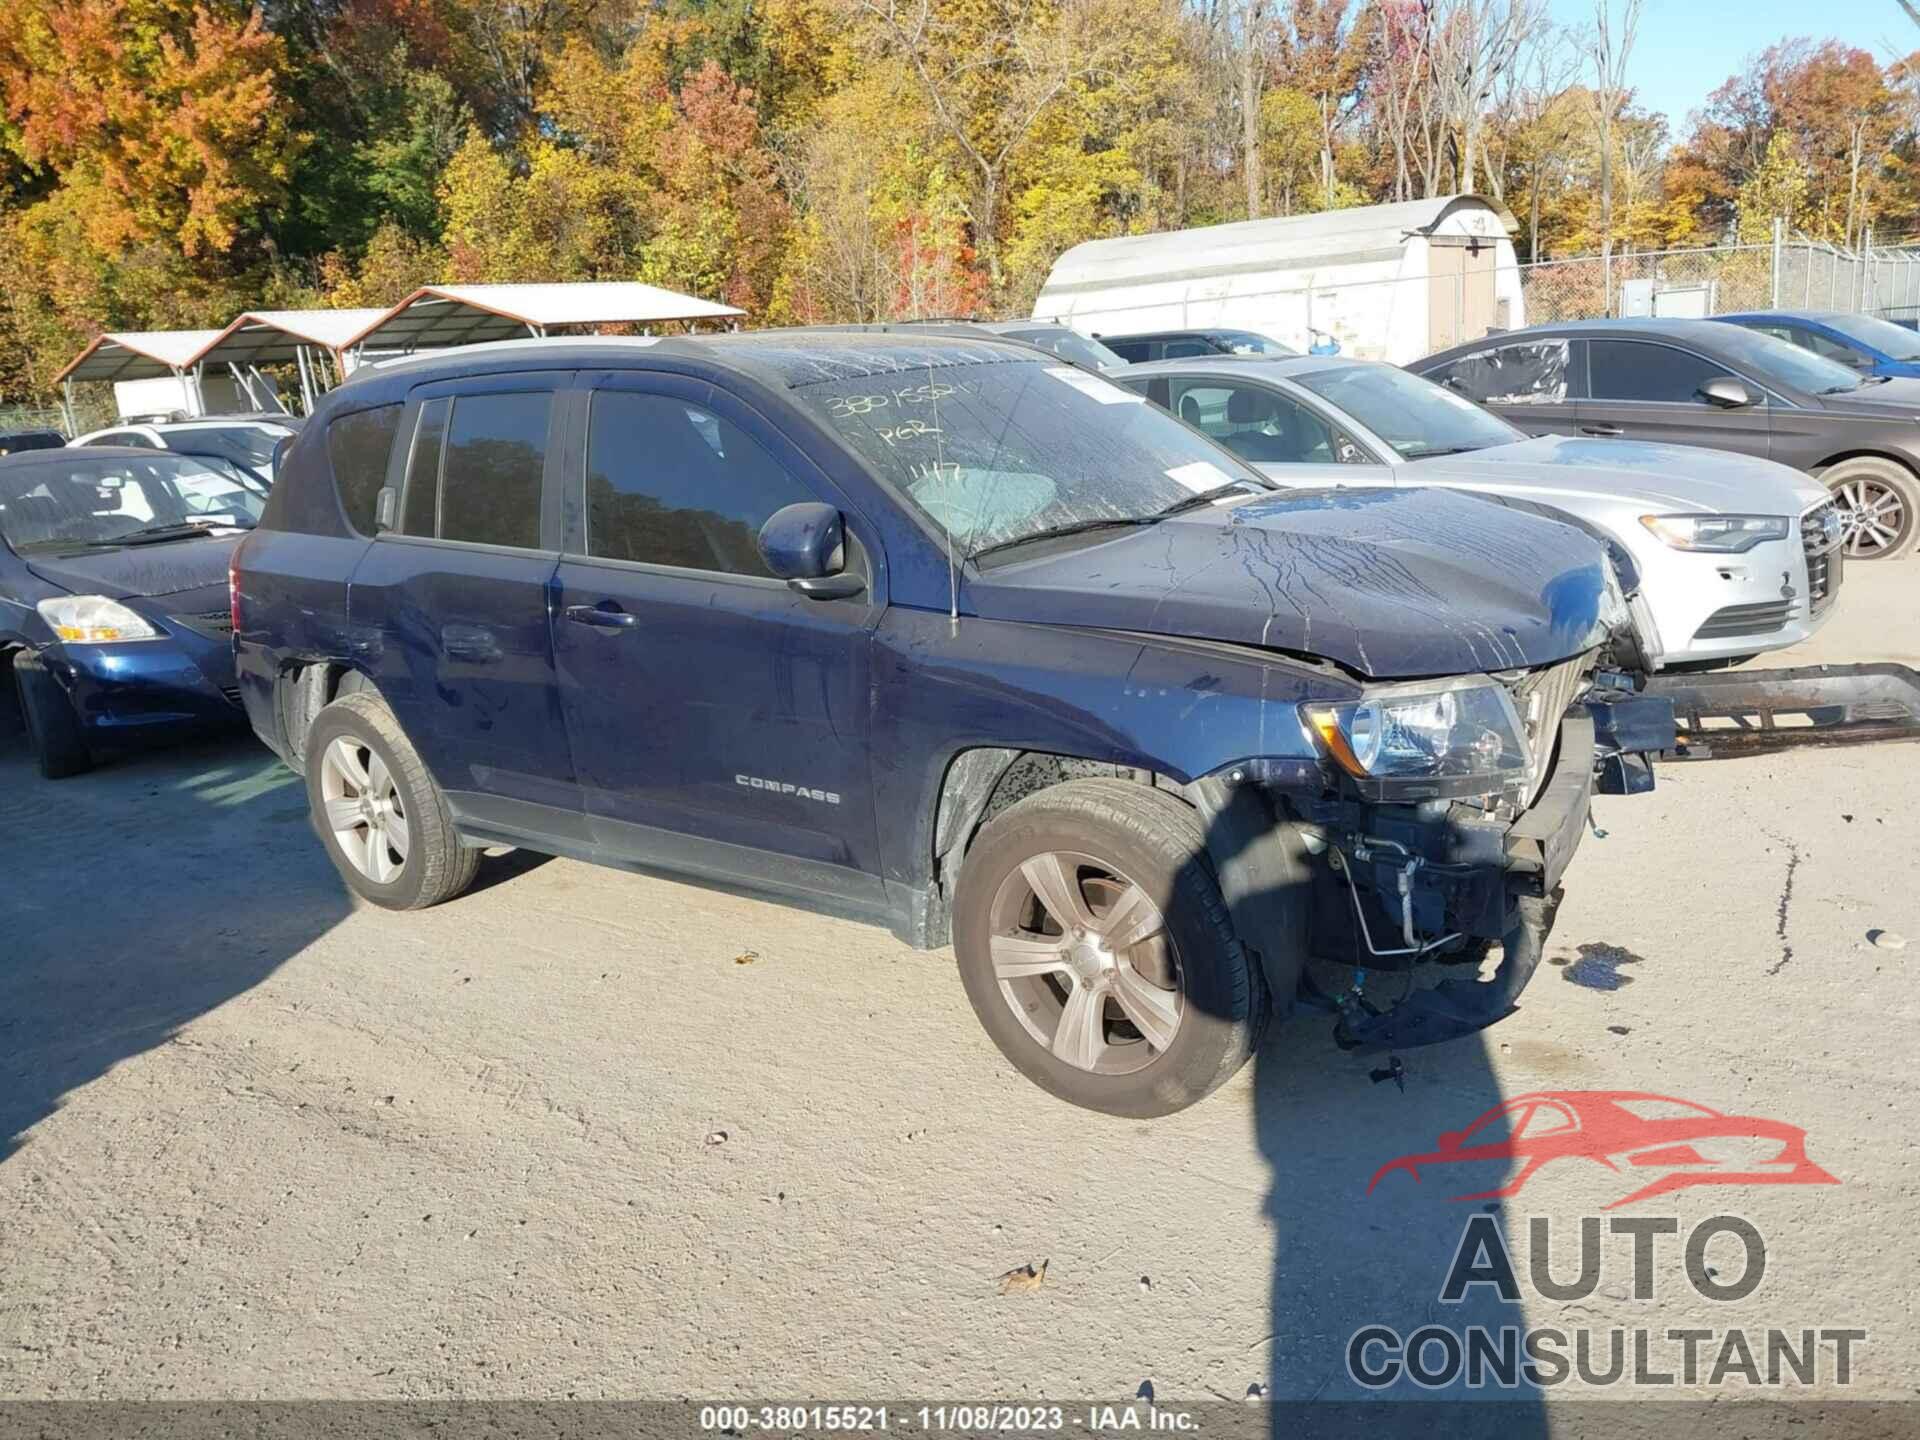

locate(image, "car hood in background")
[[1812, 376, 1920, 415], [25, 533, 243, 602], [967, 486, 1612, 679], [1407, 435, 1828, 514]]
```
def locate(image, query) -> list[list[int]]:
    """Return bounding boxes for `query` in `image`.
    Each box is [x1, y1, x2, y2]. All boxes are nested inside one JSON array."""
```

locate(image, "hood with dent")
[[966, 486, 1613, 679], [25, 533, 242, 602], [1408, 435, 1828, 513]]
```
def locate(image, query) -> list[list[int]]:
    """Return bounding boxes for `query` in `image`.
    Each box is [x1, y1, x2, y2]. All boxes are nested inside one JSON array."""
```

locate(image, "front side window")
[[1290, 362, 1523, 460], [436, 391, 550, 548], [1811, 311, 1920, 361], [584, 391, 817, 577], [1426, 340, 1570, 406], [796, 358, 1268, 555], [1692, 323, 1863, 395], [1586, 341, 1726, 404], [1166, 379, 1353, 465], [0, 454, 263, 551]]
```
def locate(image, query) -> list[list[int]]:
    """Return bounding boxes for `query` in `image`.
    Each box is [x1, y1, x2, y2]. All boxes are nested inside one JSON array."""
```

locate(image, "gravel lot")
[[3, 562, 1917, 1408]]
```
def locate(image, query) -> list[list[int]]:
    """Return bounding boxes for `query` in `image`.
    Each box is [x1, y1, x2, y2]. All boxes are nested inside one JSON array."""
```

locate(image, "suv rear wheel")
[[952, 778, 1265, 1117], [304, 689, 478, 910]]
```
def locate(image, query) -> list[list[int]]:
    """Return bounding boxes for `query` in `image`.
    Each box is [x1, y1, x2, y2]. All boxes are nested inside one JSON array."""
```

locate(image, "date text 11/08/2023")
[[698, 1404, 1202, 1433]]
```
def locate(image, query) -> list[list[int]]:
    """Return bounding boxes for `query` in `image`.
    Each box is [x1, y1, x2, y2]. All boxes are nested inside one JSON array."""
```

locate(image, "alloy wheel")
[[987, 851, 1183, 1074], [1835, 476, 1909, 558], [319, 736, 411, 884]]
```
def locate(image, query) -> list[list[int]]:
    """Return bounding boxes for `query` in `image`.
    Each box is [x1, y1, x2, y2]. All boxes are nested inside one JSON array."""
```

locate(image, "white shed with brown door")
[[1033, 195, 1523, 365]]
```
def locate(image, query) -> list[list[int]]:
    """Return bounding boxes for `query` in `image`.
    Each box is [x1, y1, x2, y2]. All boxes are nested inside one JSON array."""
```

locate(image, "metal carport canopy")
[[191, 308, 391, 367], [345, 282, 746, 351], [55, 329, 229, 384]]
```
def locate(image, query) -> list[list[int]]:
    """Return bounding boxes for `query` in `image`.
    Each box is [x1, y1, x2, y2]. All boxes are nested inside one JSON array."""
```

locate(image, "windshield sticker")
[[1165, 460, 1234, 493], [1045, 366, 1145, 405]]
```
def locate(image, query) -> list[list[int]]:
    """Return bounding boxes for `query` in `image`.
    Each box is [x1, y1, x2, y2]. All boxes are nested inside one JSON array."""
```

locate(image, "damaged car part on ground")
[[233, 331, 1673, 1117]]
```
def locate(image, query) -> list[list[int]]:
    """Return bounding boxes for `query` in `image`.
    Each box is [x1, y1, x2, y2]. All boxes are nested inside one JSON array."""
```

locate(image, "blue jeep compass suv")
[[232, 332, 1671, 1115]]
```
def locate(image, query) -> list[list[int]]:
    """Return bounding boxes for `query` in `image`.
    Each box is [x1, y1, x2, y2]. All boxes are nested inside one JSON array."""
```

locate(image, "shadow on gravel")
[[0, 730, 353, 1166], [1189, 806, 1547, 1433]]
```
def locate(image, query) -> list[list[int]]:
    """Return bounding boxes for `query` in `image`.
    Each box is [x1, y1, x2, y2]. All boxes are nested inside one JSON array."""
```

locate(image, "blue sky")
[[1544, 0, 1917, 133]]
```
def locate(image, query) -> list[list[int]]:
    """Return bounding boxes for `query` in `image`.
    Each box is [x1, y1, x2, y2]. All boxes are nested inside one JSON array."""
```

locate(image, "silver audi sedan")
[[1117, 355, 1844, 671]]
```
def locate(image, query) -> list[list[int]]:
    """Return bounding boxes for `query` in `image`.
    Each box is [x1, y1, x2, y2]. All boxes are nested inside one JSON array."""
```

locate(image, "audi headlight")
[[37, 595, 161, 644], [1300, 678, 1531, 800], [1639, 513, 1789, 553]]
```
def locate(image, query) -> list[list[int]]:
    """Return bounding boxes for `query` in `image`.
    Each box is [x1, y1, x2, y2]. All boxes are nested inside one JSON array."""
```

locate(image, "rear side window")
[[1425, 340, 1570, 405], [405, 392, 551, 549], [326, 404, 403, 536], [401, 398, 449, 536], [584, 391, 816, 577], [1587, 341, 1721, 403]]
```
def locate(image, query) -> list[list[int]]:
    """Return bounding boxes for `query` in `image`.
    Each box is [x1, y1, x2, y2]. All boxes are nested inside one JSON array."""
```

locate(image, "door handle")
[[1580, 424, 1624, 437], [565, 603, 638, 630]]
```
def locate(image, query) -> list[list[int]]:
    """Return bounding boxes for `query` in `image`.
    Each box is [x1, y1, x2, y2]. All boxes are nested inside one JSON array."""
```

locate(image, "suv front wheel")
[[952, 778, 1266, 1117], [304, 689, 479, 910]]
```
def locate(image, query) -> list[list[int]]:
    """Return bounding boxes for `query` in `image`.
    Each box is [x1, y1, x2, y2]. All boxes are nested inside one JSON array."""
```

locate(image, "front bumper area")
[[1323, 712, 1598, 1053], [40, 617, 242, 740]]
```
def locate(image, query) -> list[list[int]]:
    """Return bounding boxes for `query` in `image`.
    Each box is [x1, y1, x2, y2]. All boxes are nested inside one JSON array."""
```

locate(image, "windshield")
[[178, 424, 290, 477], [1001, 327, 1127, 373], [1813, 312, 1920, 362], [1704, 324, 1867, 395], [1290, 363, 1523, 459], [0, 453, 263, 551], [1206, 330, 1295, 356], [797, 359, 1268, 554]]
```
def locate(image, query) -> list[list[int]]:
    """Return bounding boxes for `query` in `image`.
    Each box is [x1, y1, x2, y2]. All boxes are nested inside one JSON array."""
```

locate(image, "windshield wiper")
[[1154, 482, 1265, 516], [1405, 444, 1491, 459], [86, 519, 252, 547], [970, 516, 1159, 560]]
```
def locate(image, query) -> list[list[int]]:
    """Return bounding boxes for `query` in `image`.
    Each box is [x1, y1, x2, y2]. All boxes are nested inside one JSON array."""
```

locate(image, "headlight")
[[36, 595, 161, 643], [1299, 677, 1531, 800], [1639, 514, 1789, 553]]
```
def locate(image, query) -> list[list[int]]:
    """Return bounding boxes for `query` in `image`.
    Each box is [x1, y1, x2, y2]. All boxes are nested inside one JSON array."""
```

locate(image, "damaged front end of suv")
[[1192, 631, 1673, 1055]]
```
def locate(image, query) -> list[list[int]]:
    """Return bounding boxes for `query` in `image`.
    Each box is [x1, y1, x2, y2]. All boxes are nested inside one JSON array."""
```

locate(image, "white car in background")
[[74, 416, 299, 488], [1117, 356, 1845, 671]]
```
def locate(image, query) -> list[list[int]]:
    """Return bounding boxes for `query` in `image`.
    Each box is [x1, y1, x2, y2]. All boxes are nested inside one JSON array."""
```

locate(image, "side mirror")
[[757, 502, 865, 600], [1698, 376, 1755, 409]]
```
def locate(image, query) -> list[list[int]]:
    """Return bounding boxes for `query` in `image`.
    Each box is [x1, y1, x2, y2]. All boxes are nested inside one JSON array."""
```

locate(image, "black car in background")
[[1097, 329, 1298, 363], [1414, 317, 1920, 559], [0, 430, 64, 456]]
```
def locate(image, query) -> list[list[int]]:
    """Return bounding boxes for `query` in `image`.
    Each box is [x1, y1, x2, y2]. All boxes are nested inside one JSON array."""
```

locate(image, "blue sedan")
[[1, 447, 263, 777], [1715, 310, 1920, 379]]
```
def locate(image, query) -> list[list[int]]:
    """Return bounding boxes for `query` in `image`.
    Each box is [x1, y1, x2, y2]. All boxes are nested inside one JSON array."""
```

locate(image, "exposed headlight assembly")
[[1300, 677, 1531, 801], [36, 595, 161, 644], [1639, 513, 1789, 553]]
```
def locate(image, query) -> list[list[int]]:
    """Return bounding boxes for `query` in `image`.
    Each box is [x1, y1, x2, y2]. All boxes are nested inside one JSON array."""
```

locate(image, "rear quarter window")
[[325, 405, 404, 535]]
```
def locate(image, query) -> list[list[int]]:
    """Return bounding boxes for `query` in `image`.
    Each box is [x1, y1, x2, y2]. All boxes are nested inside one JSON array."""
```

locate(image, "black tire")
[[12, 649, 92, 779], [952, 777, 1266, 1117], [303, 689, 478, 910], [1820, 457, 1919, 560]]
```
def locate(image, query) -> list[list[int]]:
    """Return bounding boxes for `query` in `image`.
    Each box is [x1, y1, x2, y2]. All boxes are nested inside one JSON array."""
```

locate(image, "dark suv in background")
[[233, 332, 1670, 1116], [1415, 317, 1920, 559]]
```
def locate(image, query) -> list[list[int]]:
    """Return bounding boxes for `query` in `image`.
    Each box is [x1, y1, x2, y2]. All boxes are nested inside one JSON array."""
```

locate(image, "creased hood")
[[967, 487, 1613, 679], [26, 533, 242, 602], [1412, 435, 1828, 513]]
